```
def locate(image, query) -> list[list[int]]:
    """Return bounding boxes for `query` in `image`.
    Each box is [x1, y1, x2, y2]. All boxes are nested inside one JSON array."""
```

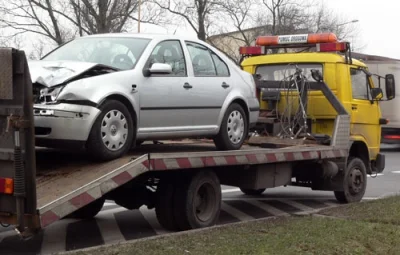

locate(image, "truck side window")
[[350, 68, 369, 100]]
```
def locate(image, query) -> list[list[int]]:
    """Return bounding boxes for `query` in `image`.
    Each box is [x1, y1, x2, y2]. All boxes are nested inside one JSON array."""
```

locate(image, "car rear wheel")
[[214, 103, 248, 150], [87, 99, 134, 161]]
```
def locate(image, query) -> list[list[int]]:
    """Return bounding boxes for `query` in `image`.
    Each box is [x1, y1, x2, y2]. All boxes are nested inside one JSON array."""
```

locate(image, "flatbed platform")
[[36, 140, 220, 208], [35, 138, 346, 222]]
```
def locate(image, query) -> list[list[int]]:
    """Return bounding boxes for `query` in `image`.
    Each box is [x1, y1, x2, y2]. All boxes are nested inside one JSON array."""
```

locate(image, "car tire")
[[87, 99, 134, 161], [214, 103, 248, 150]]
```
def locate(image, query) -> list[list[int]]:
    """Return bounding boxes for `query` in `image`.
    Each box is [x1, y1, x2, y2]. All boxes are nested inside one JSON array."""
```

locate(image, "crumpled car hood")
[[28, 60, 100, 87]]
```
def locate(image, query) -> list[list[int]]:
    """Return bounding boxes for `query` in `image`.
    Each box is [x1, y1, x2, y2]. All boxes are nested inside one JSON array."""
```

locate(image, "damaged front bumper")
[[34, 103, 100, 146]]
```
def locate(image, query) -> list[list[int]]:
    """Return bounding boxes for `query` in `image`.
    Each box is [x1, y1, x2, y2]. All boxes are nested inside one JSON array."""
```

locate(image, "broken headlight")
[[39, 86, 64, 103]]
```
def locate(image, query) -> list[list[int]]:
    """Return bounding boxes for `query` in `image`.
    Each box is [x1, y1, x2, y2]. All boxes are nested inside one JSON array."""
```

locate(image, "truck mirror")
[[385, 74, 396, 100], [371, 88, 383, 100]]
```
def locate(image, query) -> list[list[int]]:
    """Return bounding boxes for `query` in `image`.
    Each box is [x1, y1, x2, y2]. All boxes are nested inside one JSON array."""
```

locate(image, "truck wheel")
[[66, 197, 105, 219], [240, 188, 266, 196], [334, 157, 367, 203], [155, 179, 180, 231], [87, 100, 134, 161], [173, 171, 221, 230], [214, 103, 248, 150]]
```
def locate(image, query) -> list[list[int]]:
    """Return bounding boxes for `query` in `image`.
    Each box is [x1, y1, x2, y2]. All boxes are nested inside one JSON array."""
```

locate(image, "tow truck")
[[0, 32, 395, 240]]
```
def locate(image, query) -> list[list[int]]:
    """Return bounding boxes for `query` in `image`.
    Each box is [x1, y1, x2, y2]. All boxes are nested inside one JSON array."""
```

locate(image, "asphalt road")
[[0, 147, 399, 255]]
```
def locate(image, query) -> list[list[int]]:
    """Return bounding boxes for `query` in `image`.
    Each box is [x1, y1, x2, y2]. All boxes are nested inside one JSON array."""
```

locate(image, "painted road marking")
[[222, 188, 241, 193], [221, 202, 254, 221], [139, 206, 172, 235], [40, 218, 79, 254], [245, 199, 290, 216], [96, 208, 126, 245], [368, 173, 384, 177]]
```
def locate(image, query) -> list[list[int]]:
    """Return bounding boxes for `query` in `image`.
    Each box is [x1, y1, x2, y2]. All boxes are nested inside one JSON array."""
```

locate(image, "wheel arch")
[[100, 94, 138, 127], [218, 96, 250, 128], [349, 140, 371, 174]]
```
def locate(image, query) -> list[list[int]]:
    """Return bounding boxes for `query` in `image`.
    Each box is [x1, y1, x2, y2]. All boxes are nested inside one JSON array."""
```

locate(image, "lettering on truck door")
[[348, 67, 381, 158]]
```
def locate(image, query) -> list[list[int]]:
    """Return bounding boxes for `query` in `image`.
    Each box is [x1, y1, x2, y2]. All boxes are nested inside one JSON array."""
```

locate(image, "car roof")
[[78, 32, 203, 43]]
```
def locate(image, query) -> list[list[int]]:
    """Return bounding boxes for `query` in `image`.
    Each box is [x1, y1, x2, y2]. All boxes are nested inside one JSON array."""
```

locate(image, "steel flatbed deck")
[[35, 139, 347, 228]]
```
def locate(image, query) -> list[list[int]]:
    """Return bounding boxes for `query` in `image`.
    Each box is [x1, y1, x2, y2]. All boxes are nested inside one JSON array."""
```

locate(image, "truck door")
[[348, 66, 381, 157]]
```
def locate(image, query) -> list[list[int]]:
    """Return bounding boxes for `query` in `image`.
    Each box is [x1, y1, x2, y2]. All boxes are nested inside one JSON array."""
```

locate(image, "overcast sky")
[[326, 0, 397, 59], [140, 0, 397, 60]]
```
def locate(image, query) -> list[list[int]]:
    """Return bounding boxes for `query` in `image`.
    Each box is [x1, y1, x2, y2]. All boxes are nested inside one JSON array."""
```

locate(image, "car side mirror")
[[143, 63, 172, 77], [371, 87, 383, 100], [385, 74, 396, 100]]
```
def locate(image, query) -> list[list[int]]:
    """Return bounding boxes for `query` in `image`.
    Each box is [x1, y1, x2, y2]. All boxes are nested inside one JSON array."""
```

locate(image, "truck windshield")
[[256, 63, 323, 82], [42, 37, 151, 70]]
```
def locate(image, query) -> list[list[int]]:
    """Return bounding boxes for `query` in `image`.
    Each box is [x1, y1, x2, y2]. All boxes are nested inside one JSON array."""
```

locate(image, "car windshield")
[[42, 37, 151, 70]]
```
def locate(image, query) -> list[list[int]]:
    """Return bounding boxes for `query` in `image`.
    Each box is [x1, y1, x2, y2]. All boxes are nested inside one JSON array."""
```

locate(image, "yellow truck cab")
[[240, 33, 396, 181]]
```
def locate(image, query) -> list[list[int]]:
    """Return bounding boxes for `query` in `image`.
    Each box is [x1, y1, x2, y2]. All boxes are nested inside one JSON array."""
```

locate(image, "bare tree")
[[208, 0, 364, 62], [153, 0, 224, 41], [0, 0, 162, 46], [0, 0, 71, 45], [68, 0, 164, 35], [218, 0, 257, 46]]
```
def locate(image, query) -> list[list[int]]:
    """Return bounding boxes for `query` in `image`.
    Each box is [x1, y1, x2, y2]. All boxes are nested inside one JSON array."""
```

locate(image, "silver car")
[[30, 33, 260, 161]]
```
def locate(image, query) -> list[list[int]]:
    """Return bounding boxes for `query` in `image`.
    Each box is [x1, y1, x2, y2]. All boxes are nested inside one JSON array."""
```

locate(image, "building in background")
[[207, 25, 308, 63]]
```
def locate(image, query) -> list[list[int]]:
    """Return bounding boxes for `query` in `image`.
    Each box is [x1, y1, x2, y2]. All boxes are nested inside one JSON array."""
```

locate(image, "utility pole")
[[138, 0, 141, 33]]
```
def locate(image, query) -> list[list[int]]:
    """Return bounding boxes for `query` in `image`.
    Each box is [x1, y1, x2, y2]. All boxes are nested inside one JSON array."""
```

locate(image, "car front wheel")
[[214, 103, 248, 150], [87, 99, 134, 161]]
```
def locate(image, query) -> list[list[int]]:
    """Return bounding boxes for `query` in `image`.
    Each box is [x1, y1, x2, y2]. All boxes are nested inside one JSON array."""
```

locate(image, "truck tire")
[[334, 157, 367, 203], [66, 197, 105, 219], [214, 103, 248, 150], [173, 171, 221, 230], [240, 188, 266, 196], [155, 179, 180, 231], [86, 100, 134, 161]]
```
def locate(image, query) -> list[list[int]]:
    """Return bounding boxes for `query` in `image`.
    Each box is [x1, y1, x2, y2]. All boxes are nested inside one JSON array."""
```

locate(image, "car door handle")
[[183, 83, 193, 89], [221, 82, 230, 88], [131, 84, 138, 93], [351, 104, 358, 110]]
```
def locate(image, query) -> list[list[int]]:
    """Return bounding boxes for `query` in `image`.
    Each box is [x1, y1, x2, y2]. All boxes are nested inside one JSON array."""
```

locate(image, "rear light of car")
[[250, 75, 258, 99]]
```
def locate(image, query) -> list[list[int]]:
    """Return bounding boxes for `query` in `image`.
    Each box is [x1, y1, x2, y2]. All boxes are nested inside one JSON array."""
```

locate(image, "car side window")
[[147, 40, 186, 76], [185, 42, 217, 76], [350, 68, 369, 100], [211, 52, 230, 76]]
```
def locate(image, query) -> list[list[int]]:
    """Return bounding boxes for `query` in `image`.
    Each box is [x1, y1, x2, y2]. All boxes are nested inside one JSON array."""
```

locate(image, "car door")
[[183, 41, 231, 128], [137, 39, 192, 135], [348, 66, 381, 153]]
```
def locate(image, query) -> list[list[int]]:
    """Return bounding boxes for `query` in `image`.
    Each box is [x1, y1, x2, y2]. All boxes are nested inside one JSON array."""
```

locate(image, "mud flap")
[[372, 153, 385, 173]]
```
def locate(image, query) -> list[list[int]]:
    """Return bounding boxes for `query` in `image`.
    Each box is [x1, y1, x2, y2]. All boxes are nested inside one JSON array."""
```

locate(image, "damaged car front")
[[31, 35, 151, 155]]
